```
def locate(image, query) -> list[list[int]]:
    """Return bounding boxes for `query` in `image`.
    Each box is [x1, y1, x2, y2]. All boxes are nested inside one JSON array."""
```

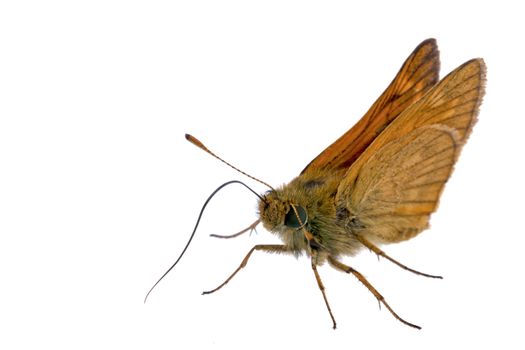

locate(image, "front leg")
[[202, 244, 290, 295]]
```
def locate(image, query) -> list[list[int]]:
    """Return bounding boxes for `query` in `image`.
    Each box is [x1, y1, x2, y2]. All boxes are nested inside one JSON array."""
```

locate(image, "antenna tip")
[[185, 134, 207, 150]]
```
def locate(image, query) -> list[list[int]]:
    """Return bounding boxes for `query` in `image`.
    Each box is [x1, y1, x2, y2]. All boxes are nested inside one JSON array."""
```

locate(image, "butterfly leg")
[[310, 250, 337, 329], [202, 244, 289, 295], [356, 235, 442, 279], [327, 255, 421, 329], [210, 219, 260, 239]]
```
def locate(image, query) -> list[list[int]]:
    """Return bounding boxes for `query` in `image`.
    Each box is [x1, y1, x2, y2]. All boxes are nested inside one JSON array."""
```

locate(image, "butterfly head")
[[184, 133, 309, 235], [258, 190, 308, 233]]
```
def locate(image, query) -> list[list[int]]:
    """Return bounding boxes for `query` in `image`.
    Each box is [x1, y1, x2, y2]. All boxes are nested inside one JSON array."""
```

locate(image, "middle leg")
[[310, 249, 337, 329]]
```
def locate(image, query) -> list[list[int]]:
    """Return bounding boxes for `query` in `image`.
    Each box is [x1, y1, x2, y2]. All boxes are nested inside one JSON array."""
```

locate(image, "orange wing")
[[339, 58, 486, 186], [301, 38, 440, 175], [342, 125, 460, 243], [336, 58, 486, 243]]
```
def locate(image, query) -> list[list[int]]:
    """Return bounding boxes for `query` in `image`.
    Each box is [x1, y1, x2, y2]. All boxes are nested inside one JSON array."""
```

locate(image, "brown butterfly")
[[147, 39, 486, 330]]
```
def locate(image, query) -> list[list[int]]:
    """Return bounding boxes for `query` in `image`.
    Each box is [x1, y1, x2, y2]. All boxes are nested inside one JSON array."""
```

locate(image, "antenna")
[[185, 134, 274, 191], [144, 180, 264, 302]]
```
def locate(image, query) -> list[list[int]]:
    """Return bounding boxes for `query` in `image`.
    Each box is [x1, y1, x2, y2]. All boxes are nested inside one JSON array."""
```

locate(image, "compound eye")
[[284, 204, 308, 229]]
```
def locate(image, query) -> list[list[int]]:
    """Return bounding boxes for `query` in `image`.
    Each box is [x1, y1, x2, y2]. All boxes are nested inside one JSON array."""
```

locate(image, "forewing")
[[338, 58, 485, 186], [341, 126, 459, 243], [301, 38, 440, 175]]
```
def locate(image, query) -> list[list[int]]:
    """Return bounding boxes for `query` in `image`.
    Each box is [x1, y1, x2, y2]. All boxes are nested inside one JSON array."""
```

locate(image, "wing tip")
[[412, 38, 441, 81], [416, 38, 437, 51]]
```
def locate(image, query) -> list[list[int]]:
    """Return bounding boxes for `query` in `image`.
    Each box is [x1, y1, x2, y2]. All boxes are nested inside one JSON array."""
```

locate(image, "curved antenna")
[[186, 134, 274, 191], [144, 180, 264, 303]]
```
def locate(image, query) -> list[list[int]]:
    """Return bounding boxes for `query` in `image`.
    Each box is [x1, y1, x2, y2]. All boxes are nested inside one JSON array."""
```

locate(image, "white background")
[[1, 1, 523, 349]]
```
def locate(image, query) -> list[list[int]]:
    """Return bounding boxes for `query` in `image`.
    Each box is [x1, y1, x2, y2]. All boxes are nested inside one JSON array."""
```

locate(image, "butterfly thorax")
[[258, 169, 362, 260]]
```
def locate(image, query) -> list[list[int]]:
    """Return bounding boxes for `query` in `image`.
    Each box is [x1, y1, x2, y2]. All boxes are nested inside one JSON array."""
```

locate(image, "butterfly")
[[148, 39, 486, 330]]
